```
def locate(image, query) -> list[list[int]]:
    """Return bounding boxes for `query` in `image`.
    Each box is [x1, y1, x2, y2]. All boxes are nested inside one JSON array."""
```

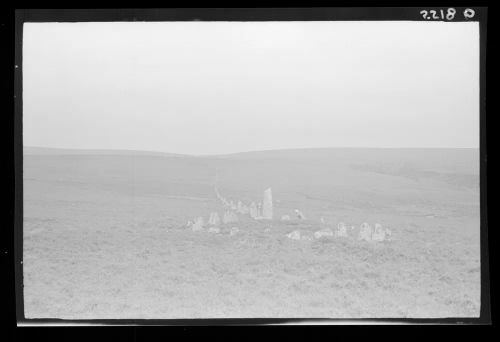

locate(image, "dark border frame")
[[13, 7, 490, 326]]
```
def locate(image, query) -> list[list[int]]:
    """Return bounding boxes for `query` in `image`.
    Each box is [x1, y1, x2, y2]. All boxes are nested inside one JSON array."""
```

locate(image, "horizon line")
[[23, 145, 480, 157]]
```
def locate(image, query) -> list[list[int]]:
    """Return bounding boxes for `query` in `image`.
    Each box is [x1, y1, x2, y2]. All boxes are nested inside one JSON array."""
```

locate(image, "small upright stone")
[[257, 202, 263, 218], [191, 217, 205, 231], [372, 223, 388, 242], [336, 222, 348, 237], [385, 227, 392, 240], [208, 212, 221, 226], [223, 211, 239, 224], [249, 202, 258, 219], [358, 222, 373, 241], [241, 204, 249, 214], [230, 200, 237, 210], [237, 201, 244, 213]]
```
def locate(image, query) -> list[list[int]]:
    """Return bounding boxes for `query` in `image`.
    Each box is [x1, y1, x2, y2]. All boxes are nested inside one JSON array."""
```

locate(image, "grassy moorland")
[[23, 147, 480, 318]]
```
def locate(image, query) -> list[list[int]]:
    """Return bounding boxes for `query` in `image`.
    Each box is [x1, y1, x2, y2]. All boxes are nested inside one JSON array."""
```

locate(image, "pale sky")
[[23, 21, 479, 155]]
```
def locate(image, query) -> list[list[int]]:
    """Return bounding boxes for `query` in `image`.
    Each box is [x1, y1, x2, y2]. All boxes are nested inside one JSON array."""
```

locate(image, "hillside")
[[22, 147, 481, 318]]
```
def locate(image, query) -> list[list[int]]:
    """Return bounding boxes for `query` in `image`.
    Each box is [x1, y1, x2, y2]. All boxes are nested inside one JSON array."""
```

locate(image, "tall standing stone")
[[262, 188, 273, 219]]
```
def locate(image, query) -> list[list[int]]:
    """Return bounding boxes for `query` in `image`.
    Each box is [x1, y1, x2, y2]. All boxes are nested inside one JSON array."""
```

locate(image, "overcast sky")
[[23, 21, 479, 155]]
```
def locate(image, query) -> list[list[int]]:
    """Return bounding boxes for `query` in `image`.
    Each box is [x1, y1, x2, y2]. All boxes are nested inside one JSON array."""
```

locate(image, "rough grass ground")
[[23, 149, 480, 318]]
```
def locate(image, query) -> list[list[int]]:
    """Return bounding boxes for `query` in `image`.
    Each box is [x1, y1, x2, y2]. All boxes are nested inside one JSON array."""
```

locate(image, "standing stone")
[[241, 204, 249, 214], [237, 201, 244, 213], [262, 188, 273, 220], [372, 223, 387, 242], [385, 227, 392, 240], [208, 212, 221, 226], [257, 202, 263, 218], [223, 211, 238, 224], [336, 222, 348, 237], [208, 226, 220, 234], [358, 222, 373, 241], [230, 200, 237, 210], [249, 202, 258, 219], [192, 217, 205, 231]]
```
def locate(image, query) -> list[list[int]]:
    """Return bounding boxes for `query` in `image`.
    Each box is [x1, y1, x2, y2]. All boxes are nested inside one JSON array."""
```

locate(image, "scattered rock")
[[300, 232, 315, 241], [249, 202, 258, 219], [286, 230, 314, 241], [294, 209, 306, 220], [281, 215, 291, 221], [229, 227, 239, 236], [286, 230, 301, 240], [314, 228, 334, 239], [208, 226, 220, 234]]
